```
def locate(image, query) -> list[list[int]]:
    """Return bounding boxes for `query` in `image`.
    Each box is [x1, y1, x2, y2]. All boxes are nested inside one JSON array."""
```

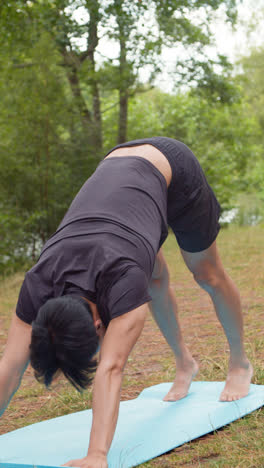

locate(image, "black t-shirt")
[[16, 156, 168, 328]]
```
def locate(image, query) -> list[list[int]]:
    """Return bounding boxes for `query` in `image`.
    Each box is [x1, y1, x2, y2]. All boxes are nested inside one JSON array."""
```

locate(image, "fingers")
[[61, 461, 80, 467]]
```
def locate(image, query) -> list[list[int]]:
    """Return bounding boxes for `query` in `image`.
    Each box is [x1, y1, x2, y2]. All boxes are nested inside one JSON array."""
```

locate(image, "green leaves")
[[127, 87, 261, 213], [2, 0, 261, 272]]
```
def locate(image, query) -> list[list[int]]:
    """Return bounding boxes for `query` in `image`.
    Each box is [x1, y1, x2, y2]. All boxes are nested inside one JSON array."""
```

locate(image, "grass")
[[0, 225, 263, 467]]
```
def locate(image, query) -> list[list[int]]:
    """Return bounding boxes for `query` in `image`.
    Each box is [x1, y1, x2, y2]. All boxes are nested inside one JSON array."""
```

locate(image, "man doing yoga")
[[0, 137, 253, 468]]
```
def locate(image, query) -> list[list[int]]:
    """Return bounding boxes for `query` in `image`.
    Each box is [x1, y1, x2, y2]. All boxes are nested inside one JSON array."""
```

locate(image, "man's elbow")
[[97, 358, 125, 378]]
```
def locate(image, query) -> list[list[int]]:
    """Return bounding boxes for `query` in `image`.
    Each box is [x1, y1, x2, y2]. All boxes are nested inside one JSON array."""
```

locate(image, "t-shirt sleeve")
[[16, 270, 53, 325], [107, 266, 152, 321], [16, 273, 37, 324]]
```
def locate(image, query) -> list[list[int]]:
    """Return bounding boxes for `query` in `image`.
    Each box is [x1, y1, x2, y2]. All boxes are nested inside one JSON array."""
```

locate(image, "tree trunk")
[[117, 14, 128, 143], [60, 0, 102, 154], [86, 4, 102, 152], [44, 111, 50, 237], [66, 61, 93, 130], [119, 87, 128, 144]]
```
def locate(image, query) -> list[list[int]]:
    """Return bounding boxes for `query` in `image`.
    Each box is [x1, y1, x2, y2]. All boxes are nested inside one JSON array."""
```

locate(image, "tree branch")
[[101, 85, 154, 114]]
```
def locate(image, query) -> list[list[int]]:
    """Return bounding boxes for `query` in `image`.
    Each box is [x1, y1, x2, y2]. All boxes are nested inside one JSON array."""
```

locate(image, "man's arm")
[[89, 302, 148, 456], [0, 313, 32, 417], [63, 302, 148, 468]]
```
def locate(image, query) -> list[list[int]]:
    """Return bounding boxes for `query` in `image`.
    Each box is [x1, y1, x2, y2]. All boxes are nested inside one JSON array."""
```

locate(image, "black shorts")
[[106, 136, 221, 253], [164, 139, 221, 252]]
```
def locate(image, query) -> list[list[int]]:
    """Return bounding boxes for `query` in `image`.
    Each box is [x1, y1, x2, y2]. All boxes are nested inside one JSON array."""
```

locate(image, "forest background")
[[0, 0, 264, 274]]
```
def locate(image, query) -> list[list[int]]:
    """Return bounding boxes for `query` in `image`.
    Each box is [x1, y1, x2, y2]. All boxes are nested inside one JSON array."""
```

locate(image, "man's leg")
[[149, 249, 198, 401], [180, 240, 253, 401]]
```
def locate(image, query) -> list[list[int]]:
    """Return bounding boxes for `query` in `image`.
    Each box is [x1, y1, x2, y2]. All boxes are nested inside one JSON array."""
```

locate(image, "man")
[[0, 137, 252, 468]]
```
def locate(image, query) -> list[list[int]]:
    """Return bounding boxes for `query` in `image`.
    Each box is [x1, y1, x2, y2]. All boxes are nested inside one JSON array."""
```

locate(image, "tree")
[[100, 0, 240, 142], [127, 87, 262, 211], [1, 0, 240, 144], [236, 46, 264, 209], [0, 33, 97, 270], [0, 0, 250, 271], [238, 47, 264, 141]]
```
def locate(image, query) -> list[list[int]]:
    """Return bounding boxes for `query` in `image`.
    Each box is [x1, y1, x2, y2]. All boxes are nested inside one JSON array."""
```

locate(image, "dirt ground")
[[1, 275, 263, 435], [0, 227, 263, 468]]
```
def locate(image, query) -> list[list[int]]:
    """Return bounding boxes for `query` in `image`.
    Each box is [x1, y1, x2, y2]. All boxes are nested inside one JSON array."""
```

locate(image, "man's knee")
[[192, 265, 226, 295]]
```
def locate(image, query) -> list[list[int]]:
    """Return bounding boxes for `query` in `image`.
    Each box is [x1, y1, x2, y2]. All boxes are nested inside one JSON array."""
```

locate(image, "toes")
[[219, 390, 228, 401], [233, 393, 245, 401], [163, 393, 177, 401], [220, 393, 232, 402], [163, 392, 187, 402], [220, 392, 246, 402]]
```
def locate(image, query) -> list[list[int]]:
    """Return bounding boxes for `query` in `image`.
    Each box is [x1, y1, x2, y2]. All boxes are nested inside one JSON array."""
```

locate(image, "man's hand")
[[62, 454, 107, 468]]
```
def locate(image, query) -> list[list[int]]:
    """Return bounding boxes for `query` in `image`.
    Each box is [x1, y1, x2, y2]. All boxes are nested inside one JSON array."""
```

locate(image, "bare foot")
[[163, 358, 199, 402], [220, 360, 253, 402]]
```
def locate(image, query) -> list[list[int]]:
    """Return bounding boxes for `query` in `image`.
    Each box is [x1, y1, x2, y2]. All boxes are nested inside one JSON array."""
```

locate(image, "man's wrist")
[[87, 448, 107, 457]]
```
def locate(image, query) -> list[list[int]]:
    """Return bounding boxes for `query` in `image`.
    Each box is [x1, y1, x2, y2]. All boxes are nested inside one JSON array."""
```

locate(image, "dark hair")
[[30, 295, 99, 392]]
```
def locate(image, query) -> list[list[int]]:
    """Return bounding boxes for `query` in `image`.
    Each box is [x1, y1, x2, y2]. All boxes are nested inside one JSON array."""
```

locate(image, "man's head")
[[30, 296, 99, 392]]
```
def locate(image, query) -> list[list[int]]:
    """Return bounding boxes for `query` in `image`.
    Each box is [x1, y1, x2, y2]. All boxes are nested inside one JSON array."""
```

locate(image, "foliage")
[[1, 0, 240, 143], [233, 45, 264, 220], [238, 47, 264, 137], [232, 193, 264, 227], [127, 88, 262, 211], [0, 1, 263, 272], [0, 33, 98, 272]]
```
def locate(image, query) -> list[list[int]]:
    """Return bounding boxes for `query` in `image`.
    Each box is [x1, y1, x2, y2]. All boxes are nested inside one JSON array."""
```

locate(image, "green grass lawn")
[[0, 225, 263, 467]]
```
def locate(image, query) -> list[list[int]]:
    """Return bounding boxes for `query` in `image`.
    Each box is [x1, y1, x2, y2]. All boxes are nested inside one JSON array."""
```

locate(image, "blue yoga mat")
[[0, 381, 263, 468]]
